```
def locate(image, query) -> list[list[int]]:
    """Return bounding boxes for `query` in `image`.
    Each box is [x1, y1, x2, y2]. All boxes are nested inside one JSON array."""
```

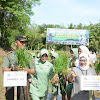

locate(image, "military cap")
[[15, 35, 28, 42]]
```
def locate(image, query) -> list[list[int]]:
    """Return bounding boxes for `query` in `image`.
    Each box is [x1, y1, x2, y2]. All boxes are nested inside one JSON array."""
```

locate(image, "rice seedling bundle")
[[51, 55, 69, 83], [16, 48, 31, 69], [54, 54, 69, 75], [95, 58, 100, 73]]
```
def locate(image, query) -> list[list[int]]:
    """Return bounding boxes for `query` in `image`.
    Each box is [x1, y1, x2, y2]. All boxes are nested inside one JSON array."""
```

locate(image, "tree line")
[[0, 0, 100, 53]]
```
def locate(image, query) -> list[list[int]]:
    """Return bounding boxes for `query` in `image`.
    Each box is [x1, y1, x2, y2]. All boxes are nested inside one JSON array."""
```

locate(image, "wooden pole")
[[11, 64, 17, 100], [46, 43, 47, 49], [49, 44, 50, 51], [14, 86, 17, 100], [71, 45, 72, 49]]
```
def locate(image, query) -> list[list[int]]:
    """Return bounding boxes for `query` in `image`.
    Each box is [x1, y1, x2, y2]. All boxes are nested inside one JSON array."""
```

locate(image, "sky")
[[30, 0, 100, 27]]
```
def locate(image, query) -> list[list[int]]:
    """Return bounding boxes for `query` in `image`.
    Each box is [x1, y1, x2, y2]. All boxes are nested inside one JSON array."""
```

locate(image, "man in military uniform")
[[2, 35, 35, 100]]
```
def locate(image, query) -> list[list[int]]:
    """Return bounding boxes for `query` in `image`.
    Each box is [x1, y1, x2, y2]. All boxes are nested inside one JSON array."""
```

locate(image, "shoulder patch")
[[6, 51, 13, 55]]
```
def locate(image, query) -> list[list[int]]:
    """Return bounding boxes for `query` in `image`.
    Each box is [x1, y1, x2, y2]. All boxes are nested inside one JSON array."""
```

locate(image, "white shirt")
[[90, 53, 97, 64]]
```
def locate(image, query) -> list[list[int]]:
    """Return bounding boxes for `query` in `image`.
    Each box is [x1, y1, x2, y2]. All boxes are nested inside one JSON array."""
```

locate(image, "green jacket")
[[30, 59, 54, 97], [68, 48, 78, 68]]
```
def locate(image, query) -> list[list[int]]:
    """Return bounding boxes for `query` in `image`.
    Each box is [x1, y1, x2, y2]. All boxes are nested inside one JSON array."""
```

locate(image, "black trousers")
[[5, 81, 30, 100]]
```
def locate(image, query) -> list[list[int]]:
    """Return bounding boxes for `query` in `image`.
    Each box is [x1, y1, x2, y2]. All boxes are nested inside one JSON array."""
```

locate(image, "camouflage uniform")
[[2, 35, 34, 100]]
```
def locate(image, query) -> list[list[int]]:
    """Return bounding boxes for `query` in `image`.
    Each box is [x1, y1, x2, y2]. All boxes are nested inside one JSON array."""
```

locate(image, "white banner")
[[3, 71, 27, 87], [81, 76, 100, 90]]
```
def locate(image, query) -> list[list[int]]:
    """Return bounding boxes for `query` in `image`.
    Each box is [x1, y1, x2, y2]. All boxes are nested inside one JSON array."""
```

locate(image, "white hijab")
[[77, 53, 89, 71], [78, 45, 90, 57]]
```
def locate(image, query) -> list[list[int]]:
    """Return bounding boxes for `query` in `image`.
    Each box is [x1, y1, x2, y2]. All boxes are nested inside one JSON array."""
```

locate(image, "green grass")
[[0, 57, 4, 67]]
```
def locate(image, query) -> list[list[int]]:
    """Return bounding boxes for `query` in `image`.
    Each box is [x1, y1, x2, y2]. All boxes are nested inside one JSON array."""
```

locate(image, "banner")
[[46, 28, 90, 45], [81, 76, 100, 90]]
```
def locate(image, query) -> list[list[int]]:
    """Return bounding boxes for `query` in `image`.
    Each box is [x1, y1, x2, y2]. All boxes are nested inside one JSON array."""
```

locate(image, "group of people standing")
[[2, 35, 98, 100], [48, 46, 97, 100]]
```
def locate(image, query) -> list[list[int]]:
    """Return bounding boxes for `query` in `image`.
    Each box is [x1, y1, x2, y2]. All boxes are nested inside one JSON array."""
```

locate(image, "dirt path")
[[0, 48, 6, 100], [0, 67, 5, 100]]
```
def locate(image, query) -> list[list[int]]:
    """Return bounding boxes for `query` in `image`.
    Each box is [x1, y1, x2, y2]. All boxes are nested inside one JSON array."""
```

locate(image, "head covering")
[[40, 48, 49, 57], [71, 48, 78, 58], [51, 52, 59, 59], [15, 35, 28, 42], [68, 48, 78, 68], [78, 45, 90, 57], [77, 53, 89, 70]]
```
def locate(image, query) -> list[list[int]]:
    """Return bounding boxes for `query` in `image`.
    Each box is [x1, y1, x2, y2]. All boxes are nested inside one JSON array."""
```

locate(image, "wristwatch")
[[11, 68, 13, 71]]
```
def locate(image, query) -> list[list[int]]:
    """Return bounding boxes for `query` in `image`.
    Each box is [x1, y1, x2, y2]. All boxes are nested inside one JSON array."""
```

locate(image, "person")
[[2, 35, 35, 100], [66, 48, 78, 100], [90, 50, 97, 65], [28, 52, 39, 84], [68, 53, 97, 100], [58, 68, 67, 100], [68, 48, 78, 68], [85, 34, 89, 45], [29, 48, 58, 100], [29, 52, 39, 61], [37, 51, 40, 59], [78, 45, 94, 68], [78, 45, 90, 56], [79, 34, 85, 45], [30, 52, 36, 59], [47, 33, 55, 43], [51, 52, 59, 100], [51, 48, 54, 55]]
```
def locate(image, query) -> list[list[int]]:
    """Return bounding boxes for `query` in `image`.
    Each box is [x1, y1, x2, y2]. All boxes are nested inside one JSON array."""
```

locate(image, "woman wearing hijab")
[[51, 52, 59, 100], [68, 48, 78, 68], [68, 53, 97, 100], [66, 48, 78, 100], [78, 45, 94, 68], [29, 48, 55, 100]]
